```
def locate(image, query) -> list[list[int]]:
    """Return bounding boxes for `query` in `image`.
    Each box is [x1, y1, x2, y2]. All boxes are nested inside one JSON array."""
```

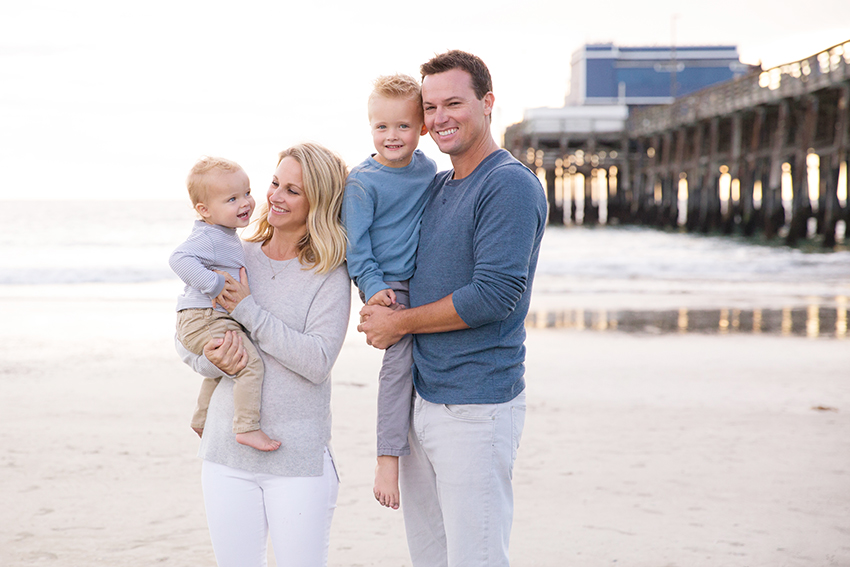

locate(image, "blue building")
[[504, 42, 759, 225], [568, 44, 754, 106]]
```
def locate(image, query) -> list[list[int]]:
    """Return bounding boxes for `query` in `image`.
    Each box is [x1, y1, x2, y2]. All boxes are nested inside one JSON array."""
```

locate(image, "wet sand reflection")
[[527, 298, 848, 339]]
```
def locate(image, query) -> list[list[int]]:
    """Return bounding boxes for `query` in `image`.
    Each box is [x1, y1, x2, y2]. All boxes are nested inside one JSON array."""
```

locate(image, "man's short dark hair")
[[420, 50, 492, 100]]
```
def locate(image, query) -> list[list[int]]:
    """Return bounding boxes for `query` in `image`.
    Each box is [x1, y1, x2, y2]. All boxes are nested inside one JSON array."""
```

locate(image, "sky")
[[2, 0, 850, 201]]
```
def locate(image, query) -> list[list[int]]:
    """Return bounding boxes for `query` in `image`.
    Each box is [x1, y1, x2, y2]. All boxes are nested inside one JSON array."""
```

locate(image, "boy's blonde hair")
[[368, 74, 424, 119], [186, 156, 244, 205], [245, 143, 348, 275]]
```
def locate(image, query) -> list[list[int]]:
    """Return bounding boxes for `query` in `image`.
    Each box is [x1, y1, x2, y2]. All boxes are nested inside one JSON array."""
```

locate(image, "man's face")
[[421, 68, 493, 158]]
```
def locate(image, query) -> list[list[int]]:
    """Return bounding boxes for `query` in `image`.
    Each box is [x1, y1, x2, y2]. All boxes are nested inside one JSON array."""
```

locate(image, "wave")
[[2, 201, 849, 288], [535, 226, 850, 285]]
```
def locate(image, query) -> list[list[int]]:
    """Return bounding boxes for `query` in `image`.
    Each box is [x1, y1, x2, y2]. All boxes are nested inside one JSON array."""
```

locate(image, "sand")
[[0, 281, 848, 566]]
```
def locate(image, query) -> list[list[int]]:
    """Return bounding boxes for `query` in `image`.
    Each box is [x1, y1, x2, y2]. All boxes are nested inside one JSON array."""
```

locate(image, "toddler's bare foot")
[[192, 426, 204, 438], [374, 455, 400, 510], [236, 429, 281, 451]]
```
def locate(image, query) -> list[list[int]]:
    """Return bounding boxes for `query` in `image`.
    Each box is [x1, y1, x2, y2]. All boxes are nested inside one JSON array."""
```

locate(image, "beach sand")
[[1, 282, 848, 566]]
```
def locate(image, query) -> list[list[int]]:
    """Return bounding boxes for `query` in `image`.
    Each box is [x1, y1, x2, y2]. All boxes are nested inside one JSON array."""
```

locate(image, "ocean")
[[1, 200, 196, 286], [3, 200, 848, 338]]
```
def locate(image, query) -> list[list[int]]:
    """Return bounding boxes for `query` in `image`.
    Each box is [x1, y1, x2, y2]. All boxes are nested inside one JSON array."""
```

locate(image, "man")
[[358, 50, 547, 567]]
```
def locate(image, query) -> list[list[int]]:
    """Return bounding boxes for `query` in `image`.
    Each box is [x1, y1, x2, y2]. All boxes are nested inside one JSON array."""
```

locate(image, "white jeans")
[[201, 448, 338, 567], [400, 390, 526, 567]]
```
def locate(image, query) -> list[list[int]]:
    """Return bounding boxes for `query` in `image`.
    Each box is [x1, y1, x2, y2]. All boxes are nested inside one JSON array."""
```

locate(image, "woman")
[[178, 142, 351, 566]]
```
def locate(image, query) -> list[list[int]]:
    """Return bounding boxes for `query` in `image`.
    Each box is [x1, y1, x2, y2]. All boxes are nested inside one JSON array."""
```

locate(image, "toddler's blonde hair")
[[186, 156, 244, 205]]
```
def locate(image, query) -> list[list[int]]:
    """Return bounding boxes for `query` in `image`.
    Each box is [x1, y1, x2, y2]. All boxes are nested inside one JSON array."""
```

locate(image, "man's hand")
[[358, 293, 467, 349], [358, 304, 404, 349]]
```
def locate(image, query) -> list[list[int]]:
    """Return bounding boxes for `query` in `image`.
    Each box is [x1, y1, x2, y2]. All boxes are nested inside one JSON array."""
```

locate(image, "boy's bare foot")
[[236, 429, 281, 451], [192, 426, 204, 438], [374, 455, 400, 510]]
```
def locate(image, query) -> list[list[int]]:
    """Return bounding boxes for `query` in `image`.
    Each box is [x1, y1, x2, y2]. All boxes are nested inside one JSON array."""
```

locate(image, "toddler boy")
[[170, 157, 280, 452]]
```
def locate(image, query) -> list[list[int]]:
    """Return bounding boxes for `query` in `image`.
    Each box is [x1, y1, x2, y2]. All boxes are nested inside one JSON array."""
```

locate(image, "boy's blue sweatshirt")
[[342, 150, 437, 302]]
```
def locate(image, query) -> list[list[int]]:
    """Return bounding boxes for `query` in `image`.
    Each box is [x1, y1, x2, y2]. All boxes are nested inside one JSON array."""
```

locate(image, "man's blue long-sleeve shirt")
[[410, 149, 547, 404]]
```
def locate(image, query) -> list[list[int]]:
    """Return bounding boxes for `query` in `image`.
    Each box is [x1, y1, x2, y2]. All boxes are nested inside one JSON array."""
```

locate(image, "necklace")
[[265, 253, 299, 280], [262, 241, 299, 279]]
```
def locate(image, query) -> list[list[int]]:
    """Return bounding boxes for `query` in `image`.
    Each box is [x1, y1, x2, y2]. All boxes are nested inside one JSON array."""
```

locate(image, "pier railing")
[[629, 41, 850, 135]]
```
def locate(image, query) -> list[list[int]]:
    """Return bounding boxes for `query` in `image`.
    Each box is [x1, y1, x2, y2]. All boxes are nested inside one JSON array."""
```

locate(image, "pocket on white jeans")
[[442, 403, 497, 421]]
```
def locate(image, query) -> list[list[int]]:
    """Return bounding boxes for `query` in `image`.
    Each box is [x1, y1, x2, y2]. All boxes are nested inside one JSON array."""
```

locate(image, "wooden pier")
[[504, 41, 850, 247]]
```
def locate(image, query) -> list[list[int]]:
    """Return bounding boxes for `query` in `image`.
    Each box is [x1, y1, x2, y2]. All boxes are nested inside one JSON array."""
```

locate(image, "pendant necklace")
[[265, 251, 297, 280]]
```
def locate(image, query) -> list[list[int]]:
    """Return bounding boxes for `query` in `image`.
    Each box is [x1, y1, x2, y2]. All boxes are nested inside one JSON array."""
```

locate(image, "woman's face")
[[267, 156, 309, 233]]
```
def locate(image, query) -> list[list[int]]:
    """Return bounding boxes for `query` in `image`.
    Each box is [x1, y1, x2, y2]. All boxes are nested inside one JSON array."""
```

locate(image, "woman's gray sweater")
[[179, 240, 351, 477]]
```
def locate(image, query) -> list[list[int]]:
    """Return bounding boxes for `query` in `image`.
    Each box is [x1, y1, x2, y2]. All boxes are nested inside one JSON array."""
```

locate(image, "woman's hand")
[[203, 330, 248, 375], [214, 267, 251, 313]]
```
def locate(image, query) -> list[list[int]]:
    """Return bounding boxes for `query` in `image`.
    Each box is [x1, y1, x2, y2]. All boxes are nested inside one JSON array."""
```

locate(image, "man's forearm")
[[396, 293, 469, 335], [359, 293, 470, 350]]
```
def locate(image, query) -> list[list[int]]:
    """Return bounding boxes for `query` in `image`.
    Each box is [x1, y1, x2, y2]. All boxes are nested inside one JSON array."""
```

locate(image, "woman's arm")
[[234, 268, 351, 383], [216, 266, 351, 384]]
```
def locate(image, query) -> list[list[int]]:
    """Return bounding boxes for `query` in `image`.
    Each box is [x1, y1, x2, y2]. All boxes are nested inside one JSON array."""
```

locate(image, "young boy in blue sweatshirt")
[[342, 74, 437, 510]]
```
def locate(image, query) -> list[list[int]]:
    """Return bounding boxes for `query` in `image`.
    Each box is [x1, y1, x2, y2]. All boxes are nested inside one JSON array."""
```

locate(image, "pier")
[[504, 41, 850, 247]]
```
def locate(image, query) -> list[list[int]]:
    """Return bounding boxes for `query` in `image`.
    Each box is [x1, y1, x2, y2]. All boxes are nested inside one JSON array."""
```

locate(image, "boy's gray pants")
[[362, 280, 413, 457]]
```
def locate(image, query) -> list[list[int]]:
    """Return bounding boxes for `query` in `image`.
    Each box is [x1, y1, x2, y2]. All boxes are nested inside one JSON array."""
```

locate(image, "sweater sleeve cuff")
[[363, 282, 390, 304], [210, 273, 226, 298], [452, 286, 486, 328]]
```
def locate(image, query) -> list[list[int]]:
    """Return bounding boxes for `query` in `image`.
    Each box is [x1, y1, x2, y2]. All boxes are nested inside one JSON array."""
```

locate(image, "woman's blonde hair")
[[245, 143, 348, 274]]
